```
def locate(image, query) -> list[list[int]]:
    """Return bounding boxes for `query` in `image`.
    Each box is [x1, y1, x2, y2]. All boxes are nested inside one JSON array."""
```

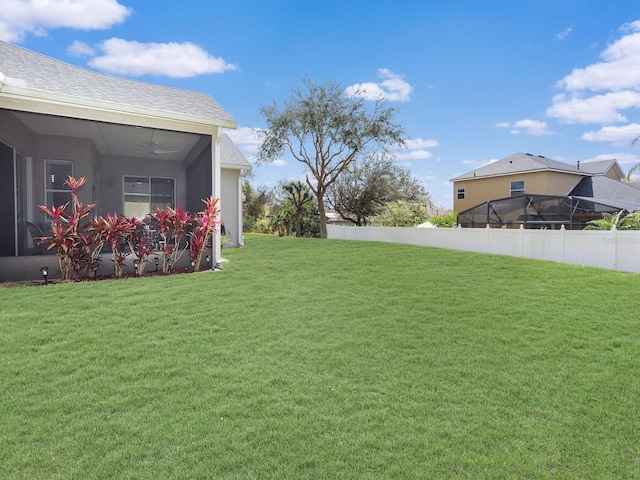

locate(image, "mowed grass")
[[1, 234, 640, 479]]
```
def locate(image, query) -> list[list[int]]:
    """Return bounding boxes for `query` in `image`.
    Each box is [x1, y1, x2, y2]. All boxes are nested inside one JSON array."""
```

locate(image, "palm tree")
[[281, 180, 314, 237], [585, 211, 640, 230]]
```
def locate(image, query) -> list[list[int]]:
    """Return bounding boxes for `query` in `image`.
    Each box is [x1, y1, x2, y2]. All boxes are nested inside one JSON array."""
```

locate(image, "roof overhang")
[[572, 196, 640, 212], [0, 74, 237, 135]]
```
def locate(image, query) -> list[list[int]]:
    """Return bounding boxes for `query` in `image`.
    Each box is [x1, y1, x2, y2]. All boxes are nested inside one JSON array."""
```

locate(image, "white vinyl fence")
[[327, 224, 640, 274]]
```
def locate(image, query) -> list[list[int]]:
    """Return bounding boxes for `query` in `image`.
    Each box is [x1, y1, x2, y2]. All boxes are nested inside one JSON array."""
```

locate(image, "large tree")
[[256, 77, 406, 238], [327, 154, 429, 225]]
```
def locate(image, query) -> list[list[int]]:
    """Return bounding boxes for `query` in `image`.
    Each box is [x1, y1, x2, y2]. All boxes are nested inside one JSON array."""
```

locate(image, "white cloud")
[[344, 68, 413, 102], [496, 119, 554, 136], [556, 27, 573, 40], [396, 149, 433, 160], [226, 126, 287, 166], [581, 123, 640, 143], [396, 136, 439, 161], [547, 91, 640, 124], [589, 152, 640, 167], [67, 40, 94, 57], [405, 138, 440, 149], [0, 0, 131, 42], [88, 38, 237, 78], [547, 20, 640, 131], [226, 127, 262, 155], [558, 21, 640, 92]]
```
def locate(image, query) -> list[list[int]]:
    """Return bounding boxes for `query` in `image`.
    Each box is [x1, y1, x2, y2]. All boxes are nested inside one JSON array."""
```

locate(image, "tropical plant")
[[189, 196, 220, 271], [37, 176, 95, 281], [88, 213, 137, 277], [281, 180, 314, 237], [126, 217, 154, 276], [148, 206, 193, 273], [585, 211, 640, 230]]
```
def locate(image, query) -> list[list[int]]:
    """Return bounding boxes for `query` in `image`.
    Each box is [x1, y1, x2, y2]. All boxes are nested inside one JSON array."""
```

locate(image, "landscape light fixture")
[[39, 266, 49, 285], [206, 255, 211, 269], [167, 258, 173, 272], [190, 259, 196, 271], [155, 256, 159, 272], [133, 258, 140, 275], [92, 261, 99, 280]]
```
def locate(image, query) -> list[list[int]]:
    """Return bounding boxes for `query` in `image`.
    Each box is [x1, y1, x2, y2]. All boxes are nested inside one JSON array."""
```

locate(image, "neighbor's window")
[[457, 186, 466, 200], [45, 160, 73, 208], [124, 176, 175, 218], [510, 180, 525, 197]]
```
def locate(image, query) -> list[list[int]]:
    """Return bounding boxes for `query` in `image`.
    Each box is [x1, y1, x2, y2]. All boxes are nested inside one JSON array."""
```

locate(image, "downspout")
[[212, 128, 222, 267]]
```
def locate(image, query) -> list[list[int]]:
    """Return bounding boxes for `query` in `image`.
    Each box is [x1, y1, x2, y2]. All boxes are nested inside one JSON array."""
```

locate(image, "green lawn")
[[1, 234, 640, 479]]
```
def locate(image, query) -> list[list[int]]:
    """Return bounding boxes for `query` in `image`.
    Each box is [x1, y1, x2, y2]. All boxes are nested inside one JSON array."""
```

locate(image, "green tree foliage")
[[372, 200, 429, 227], [256, 77, 406, 238], [242, 180, 275, 232], [281, 180, 315, 237], [584, 211, 640, 230], [428, 211, 458, 228], [273, 198, 320, 237], [327, 154, 429, 225]]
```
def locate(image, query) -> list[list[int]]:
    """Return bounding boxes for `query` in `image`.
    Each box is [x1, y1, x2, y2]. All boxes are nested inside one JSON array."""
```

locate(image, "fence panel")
[[326, 225, 640, 274]]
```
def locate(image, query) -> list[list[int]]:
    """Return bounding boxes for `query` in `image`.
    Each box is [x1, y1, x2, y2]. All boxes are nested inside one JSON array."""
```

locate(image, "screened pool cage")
[[457, 194, 624, 230]]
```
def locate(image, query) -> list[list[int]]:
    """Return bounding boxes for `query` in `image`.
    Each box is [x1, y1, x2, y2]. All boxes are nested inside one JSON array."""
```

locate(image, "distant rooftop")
[[452, 152, 619, 181]]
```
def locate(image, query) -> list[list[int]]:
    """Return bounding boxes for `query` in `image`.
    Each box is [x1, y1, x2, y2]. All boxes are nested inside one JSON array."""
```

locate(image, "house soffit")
[[13, 110, 204, 162]]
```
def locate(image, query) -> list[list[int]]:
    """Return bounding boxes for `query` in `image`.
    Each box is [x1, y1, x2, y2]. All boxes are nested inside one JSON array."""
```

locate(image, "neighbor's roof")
[[569, 176, 640, 211], [451, 152, 619, 181], [0, 40, 236, 127], [221, 133, 251, 169]]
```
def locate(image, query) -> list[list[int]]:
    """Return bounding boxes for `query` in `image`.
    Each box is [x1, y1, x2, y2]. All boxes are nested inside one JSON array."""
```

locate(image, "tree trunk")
[[295, 211, 302, 237], [317, 192, 327, 238]]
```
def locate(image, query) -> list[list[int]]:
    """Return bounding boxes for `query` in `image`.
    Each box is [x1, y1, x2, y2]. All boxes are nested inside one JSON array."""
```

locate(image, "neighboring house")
[[451, 152, 640, 229], [0, 41, 250, 280]]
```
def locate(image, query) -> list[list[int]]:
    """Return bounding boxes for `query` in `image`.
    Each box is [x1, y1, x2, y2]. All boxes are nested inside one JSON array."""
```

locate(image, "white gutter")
[[0, 81, 237, 133]]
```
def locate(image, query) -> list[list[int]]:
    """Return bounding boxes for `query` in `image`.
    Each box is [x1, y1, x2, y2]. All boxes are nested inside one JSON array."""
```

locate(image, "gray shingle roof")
[[0, 40, 235, 126], [452, 152, 617, 181], [575, 158, 620, 177], [221, 133, 250, 168], [569, 176, 640, 211]]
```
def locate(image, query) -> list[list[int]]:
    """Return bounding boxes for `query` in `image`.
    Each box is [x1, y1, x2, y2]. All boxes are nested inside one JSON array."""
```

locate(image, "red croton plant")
[[37, 176, 221, 280]]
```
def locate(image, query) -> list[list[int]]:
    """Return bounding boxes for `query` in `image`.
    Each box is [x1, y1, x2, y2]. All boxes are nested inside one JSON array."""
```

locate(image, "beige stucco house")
[[451, 152, 640, 229], [0, 41, 249, 281]]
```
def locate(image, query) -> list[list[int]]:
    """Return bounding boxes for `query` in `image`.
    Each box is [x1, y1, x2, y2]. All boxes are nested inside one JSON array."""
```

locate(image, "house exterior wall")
[[453, 171, 584, 213], [603, 168, 622, 181], [221, 168, 241, 245]]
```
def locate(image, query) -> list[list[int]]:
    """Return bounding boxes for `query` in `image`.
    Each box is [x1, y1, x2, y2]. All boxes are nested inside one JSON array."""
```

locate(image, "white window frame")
[[510, 180, 525, 197], [123, 176, 175, 218], [457, 186, 466, 200], [44, 159, 73, 208]]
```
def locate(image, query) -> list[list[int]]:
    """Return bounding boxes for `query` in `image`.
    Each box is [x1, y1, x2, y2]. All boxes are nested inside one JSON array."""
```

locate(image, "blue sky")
[[3, 1, 640, 209]]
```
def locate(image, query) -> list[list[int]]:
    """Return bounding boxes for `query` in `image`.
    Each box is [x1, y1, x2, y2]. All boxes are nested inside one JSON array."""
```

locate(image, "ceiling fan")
[[150, 142, 179, 155]]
